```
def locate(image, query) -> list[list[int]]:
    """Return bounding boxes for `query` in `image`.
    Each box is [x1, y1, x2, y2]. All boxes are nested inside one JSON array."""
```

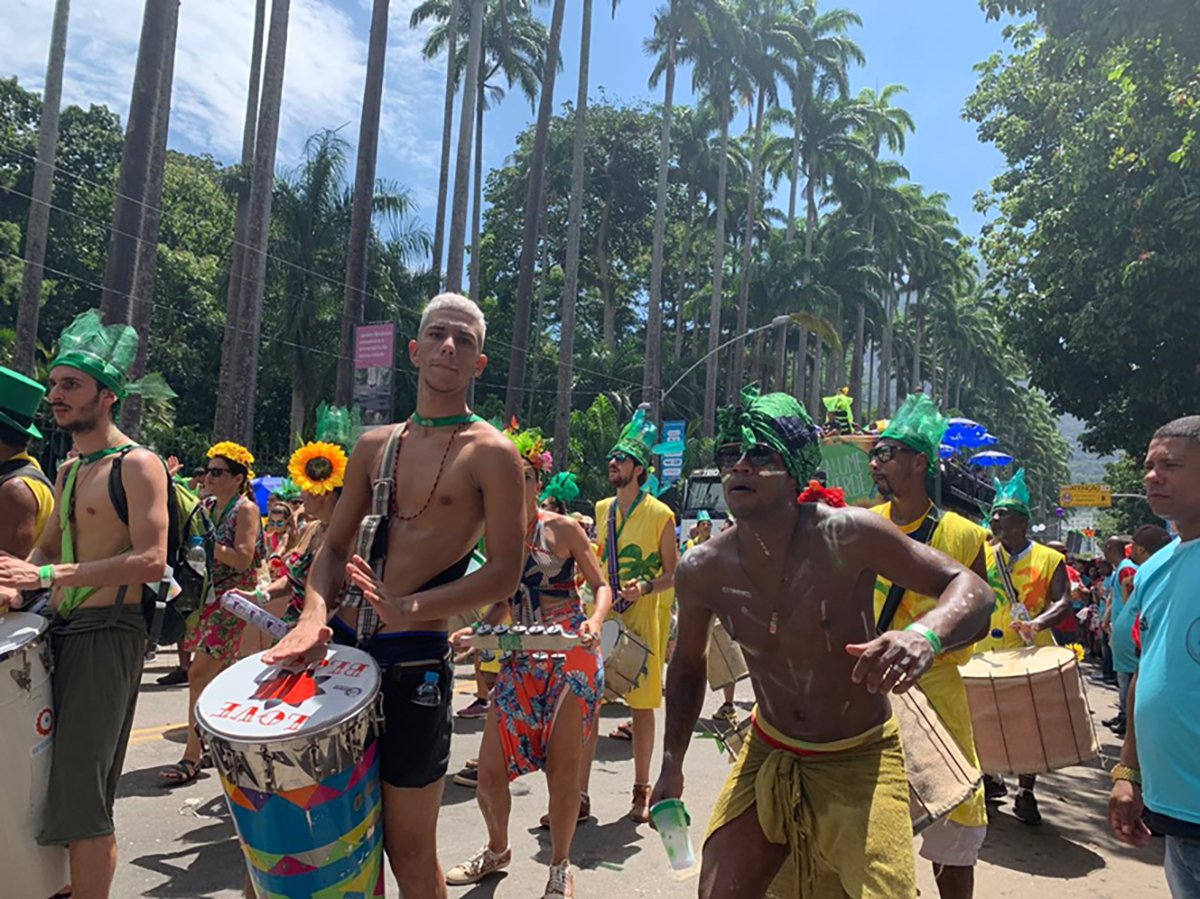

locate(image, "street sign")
[[660, 419, 686, 490], [1058, 483, 1112, 509]]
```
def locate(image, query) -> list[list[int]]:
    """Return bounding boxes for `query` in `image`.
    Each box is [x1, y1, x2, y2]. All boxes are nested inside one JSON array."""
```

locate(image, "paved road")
[[110, 655, 1167, 898]]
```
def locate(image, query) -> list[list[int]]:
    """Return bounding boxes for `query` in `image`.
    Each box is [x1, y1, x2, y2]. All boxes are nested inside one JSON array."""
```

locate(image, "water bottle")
[[186, 536, 206, 576], [411, 671, 442, 708]]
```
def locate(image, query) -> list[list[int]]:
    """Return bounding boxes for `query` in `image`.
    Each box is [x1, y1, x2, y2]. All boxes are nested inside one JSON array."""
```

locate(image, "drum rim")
[[195, 647, 382, 744], [961, 645, 1077, 677], [0, 612, 48, 663], [197, 705, 378, 753]]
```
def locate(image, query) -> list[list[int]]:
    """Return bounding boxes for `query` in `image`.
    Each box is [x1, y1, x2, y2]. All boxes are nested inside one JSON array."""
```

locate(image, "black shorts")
[[332, 623, 454, 789]]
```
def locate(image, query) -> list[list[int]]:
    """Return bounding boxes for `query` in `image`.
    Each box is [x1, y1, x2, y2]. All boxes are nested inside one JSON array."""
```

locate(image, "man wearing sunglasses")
[[869, 394, 991, 899], [651, 387, 993, 899], [590, 431, 679, 823]]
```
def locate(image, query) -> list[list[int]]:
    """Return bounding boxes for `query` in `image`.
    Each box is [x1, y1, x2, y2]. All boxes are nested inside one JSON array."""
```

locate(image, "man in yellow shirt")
[[590, 409, 678, 822], [976, 468, 1072, 825], [0, 366, 54, 610], [869, 394, 990, 899]]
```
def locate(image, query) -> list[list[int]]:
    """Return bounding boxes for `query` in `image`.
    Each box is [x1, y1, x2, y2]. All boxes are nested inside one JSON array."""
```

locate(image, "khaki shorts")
[[918, 818, 987, 867]]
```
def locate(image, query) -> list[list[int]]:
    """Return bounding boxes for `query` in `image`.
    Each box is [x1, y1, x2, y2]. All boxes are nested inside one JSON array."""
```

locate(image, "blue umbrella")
[[968, 450, 1014, 467], [251, 476, 284, 515], [979, 432, 1000, 447], [939, 444, 956, 459]]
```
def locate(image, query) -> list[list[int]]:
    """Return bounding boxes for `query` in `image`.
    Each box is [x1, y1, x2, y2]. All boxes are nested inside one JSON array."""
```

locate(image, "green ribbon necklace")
[[411, 412, 482, 428]]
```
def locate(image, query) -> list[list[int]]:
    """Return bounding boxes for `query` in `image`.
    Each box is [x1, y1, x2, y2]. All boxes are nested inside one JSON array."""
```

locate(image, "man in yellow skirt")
[[868, 394, 991, 899], [976, 468, 1073, 824]]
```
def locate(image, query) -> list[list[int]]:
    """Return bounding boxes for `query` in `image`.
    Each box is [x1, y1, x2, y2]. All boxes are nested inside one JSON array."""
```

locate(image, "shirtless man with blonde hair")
[[268, 293, 526, 899]]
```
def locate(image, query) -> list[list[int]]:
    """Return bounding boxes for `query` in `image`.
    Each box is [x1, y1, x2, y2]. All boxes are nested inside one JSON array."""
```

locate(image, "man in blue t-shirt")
[[1101, 536, 1137, 733], [1109, 416, 1200, 898]]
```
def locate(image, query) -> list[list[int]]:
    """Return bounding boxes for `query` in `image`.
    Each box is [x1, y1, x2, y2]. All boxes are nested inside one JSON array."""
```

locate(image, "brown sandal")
[[158, 758, 201, 787]]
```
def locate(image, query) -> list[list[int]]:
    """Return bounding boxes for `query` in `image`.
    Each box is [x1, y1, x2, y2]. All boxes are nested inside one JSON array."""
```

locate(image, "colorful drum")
[[599, 618, 650, 702], [706, 619, 749, 691], [960, 646, 1098, 775], [891, 688, 982, 833], [196, 646, 384, 898], [0, 613, 68, 897]]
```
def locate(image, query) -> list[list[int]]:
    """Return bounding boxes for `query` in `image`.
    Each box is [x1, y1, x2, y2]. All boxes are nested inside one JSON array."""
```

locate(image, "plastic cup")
[[649, 799, 695, 870]]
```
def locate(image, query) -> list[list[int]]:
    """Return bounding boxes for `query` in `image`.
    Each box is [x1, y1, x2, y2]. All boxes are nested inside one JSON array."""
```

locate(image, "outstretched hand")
[[262, 617, 332, 665], [346, 555, 417, 628], [845, 630, 934, 694]]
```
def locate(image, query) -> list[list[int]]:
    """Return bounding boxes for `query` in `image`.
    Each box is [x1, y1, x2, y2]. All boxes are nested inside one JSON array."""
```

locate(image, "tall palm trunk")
[[793, 328, 807, 402], [231, 0, 291, 447], [469, 75, 484, 301], [809, 336, 822, 418], [878, 280, 895, 416], [702, 100, 732, 437], [732, 85, 766, 396], [335, 0, 390, 407], [803, 170, 818, 260], [504, 0, 567, 421], [100, 0, 178, 324], [642, 9, 676, 423], [866, 334, 876, 417], [15, 0, 70, 375], [849, 298, 866, 407], [553, 0, 593, 470], [214, 0, 266, 438], [527, 219, 550, 423], [445, 0, 484, 292], [121, 1, 179, 437], [773, 323, 788, 388], [431, 0, 460, 283], [910, 289, 923, 390], [785, 100, 801, 243]]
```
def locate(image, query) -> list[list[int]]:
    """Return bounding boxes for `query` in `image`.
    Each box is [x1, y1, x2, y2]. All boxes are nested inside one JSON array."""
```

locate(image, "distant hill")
[[1059, 414, 1118, 483]]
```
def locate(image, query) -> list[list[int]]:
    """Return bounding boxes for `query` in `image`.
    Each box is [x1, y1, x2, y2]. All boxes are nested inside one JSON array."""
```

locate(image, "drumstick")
[[463, 623, 581, 652]]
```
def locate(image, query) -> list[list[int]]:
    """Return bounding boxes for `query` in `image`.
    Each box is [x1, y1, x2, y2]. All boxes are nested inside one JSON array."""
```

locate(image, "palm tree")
[[15, 0, 70, 376], [504, 0, 567, 421], [231, 0, 291, 446], [444, 0, 485, 292], [336, 0, 391, 407], [692, 1, 749, 435], [554, 0, 596, 468], [426, 0, 459, 283], [214, 0, 267, 438]]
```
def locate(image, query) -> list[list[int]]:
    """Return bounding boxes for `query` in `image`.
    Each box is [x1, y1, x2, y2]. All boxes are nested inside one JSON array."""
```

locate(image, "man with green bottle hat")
[[0, 310, 173, 898], [0, 366, 55, 608]]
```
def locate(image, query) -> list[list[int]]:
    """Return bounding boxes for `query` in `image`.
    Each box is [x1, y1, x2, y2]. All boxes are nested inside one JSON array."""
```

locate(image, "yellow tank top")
[[9, 452, 54, 542], [978, 540, 1064, 650], [595, 493, 675, 586], [871, 504, 987, 666]]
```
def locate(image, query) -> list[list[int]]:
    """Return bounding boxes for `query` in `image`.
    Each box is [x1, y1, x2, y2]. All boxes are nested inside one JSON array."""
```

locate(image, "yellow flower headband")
[[289, 441, 348, 496], [207, 440, 256, 480]]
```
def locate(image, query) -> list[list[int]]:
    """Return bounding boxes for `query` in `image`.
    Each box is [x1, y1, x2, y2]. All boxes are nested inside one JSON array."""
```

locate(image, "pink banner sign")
[[354, 322, 395, 368]]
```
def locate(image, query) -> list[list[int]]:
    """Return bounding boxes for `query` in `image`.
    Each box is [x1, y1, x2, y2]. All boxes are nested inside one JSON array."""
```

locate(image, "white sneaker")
[[542, 861, 574, 898], [445, 845, 511, 885]]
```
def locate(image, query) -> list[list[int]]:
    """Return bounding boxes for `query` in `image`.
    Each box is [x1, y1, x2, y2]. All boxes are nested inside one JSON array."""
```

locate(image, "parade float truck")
[[679, 434, 994, 543]]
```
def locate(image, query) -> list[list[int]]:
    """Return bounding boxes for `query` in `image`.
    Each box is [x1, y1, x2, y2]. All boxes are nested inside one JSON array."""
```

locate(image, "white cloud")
[[4, 0, 447, 214]]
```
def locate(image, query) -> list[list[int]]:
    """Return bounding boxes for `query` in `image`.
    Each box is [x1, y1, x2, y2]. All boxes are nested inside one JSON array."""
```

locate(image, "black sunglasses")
[[714, 443, 782, 471], [204, 467, 231, 478], [607, 451, 632, 464], [868, 443, 914, 464]]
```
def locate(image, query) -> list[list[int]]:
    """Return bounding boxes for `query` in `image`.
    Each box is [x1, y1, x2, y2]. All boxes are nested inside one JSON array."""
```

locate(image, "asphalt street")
[[107, 654, 1167, 898]]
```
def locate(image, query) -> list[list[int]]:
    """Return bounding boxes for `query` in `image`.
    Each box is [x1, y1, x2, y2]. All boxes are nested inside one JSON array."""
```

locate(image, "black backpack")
[[107, 447, 215, 648]]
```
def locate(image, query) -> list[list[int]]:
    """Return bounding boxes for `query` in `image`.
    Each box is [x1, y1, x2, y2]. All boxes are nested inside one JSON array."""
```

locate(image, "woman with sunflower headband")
[[161, 440, 265, 786], [444, 426, 611, 898]]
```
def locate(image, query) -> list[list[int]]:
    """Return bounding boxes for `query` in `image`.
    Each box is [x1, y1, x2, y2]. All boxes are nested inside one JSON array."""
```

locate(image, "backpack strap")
[[350, 424, 405, 646], [876, 505, 943, 634]]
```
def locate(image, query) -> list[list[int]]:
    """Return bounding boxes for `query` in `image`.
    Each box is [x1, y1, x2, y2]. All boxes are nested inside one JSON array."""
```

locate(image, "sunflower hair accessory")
[[504, 419, 553, 473], [207, 441, 256, 480], [289, 441, 349, 495]]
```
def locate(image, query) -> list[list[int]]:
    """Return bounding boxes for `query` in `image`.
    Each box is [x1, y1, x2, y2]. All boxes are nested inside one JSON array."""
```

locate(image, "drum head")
[[196, 646, 380, 743], [961, 646, 1076, 678], [0, 612, 46, 657], [600, 619, 623, 657]]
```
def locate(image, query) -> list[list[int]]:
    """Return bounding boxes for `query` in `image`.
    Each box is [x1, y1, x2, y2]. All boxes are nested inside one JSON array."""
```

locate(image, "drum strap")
[[876, 505, 942, 634], [992, 544, 1022, 614], [349, 424, 405, 647]]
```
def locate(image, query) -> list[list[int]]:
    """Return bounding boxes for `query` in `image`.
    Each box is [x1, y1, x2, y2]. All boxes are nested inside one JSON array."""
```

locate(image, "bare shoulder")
[[464, 418, 518, 454], [0, 476, 37, 511], [676, 531, 729, 599], [119, 446, 168, 484], [465, 420, 523, 470], [352, 423, 398, 467], [542, 509, 585, 539]]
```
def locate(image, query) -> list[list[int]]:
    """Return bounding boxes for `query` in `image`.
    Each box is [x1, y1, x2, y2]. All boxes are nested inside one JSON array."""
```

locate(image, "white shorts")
[[919, 818, 987, 867]]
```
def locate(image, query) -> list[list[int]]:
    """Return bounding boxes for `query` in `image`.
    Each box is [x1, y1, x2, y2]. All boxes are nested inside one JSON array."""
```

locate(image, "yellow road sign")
[[1059, 484, 1112, 508]]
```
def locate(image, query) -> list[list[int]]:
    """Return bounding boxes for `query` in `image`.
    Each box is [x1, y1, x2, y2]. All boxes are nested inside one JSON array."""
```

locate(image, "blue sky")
[[7, 0, 1015, 244]]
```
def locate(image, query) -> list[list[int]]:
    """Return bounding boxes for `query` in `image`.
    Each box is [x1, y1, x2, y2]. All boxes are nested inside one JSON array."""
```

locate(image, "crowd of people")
[[0, 294, 1196, 899]]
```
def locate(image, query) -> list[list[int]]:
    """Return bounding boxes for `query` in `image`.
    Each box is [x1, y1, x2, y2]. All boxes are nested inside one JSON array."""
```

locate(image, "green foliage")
[[967, 1, 1200, 455], [1096, 455, 1156, 535]]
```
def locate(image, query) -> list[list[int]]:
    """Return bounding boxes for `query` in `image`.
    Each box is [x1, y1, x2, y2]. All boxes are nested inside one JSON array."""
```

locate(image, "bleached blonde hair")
[[419, 293, 487, 349]]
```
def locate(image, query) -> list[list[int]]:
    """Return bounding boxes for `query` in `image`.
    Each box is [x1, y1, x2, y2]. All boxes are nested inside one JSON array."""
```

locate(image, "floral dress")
[[182, 494, 265, 662], [493, 514, 604, 781]]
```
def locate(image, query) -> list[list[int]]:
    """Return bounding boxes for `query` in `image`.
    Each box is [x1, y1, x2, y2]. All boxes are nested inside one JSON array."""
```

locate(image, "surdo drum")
[[0, 613, 68, 898], [196, 646, 384, 898], [599, 619, 650, 702]]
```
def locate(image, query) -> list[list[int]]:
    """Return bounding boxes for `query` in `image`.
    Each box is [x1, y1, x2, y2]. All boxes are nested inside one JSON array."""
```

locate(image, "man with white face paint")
[[651, 386, 993, 899]]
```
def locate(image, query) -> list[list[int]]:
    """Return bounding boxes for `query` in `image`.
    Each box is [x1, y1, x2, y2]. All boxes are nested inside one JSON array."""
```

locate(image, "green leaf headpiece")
[[50, 309, 176, 401], [992, 467, 1031, 517], [539, 471, 580, 504], [880, 393, 948, 475]]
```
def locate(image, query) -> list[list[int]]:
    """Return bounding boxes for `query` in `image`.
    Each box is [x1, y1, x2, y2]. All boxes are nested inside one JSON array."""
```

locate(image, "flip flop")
[[158, 758, 201, 787], [608, 722, 633, 741]]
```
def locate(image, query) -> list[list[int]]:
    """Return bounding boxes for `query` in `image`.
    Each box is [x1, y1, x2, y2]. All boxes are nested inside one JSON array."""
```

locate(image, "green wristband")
[[38, 564, 56, 589], [905, 622, 943, 655]]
